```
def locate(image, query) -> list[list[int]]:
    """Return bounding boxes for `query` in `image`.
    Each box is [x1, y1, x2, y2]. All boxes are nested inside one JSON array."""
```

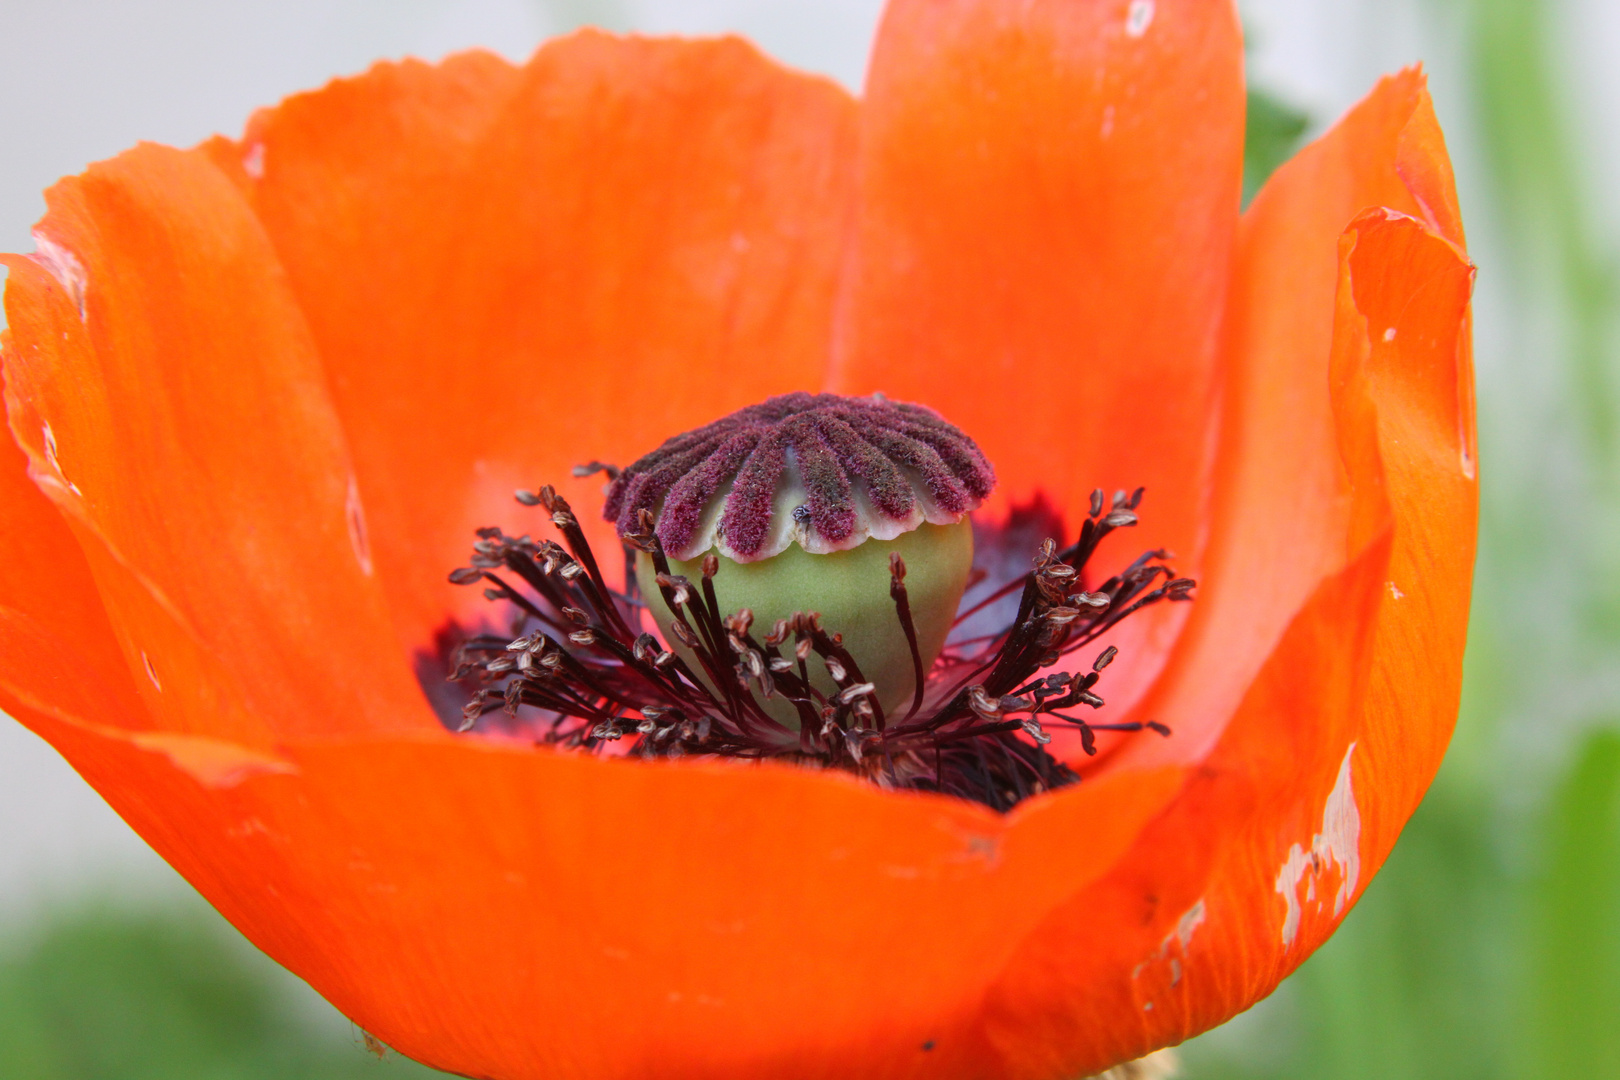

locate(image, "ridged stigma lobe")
[[604, 392, 996, 562]]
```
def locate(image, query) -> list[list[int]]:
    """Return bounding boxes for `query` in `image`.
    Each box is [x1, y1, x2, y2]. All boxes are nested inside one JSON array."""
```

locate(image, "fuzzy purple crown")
[[604, 393, 996, 562]]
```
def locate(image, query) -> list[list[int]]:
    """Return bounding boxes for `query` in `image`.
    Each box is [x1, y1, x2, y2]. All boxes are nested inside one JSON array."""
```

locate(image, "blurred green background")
[[3, 0, 1619, 1076]]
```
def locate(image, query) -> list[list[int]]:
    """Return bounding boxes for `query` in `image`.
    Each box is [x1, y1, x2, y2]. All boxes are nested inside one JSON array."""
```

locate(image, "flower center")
[[439, 393, 1193, 812], [608, 392, 992, 720]]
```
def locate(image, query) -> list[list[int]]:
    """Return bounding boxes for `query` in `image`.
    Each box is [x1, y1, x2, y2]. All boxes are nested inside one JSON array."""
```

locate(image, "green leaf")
[[0, 903, 453, 1079]]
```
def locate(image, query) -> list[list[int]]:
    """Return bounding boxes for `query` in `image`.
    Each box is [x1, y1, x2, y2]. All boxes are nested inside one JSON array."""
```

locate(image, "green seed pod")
[[638, 519, 973, 721]]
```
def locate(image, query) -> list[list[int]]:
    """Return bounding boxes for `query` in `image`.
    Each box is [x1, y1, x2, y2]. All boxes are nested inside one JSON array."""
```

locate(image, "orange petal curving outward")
[[0, 390, 152, 737], [1, 147, 433, 745], [1120, 67, 1470, 770], [0, 10, 1474, 1080], [965, 71, 1475, 1077]]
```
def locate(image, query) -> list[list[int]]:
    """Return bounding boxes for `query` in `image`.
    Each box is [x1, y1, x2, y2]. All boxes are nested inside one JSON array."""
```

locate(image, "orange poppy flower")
[[0, 0, 1474, 1076]]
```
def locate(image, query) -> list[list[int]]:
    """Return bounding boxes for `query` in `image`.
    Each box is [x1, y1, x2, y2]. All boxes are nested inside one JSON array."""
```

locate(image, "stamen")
[[889, 552, 926, 723], [434, 479, 1192, 811]]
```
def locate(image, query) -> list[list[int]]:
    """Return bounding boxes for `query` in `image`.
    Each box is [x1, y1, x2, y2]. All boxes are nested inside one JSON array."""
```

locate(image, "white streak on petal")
[[1275, 844, 1310, 948], [1276, 743, 1362, 947], [1175, 897, 1207, 950], [1323, 746, 1363, 916], [41, 421, 82, 497], [346, 476, 374, 576], [29, 231, 87, 319], [1126, 0, 1155, 38], [242, 140, 266, 180], [1131, 897, 1206, 988]]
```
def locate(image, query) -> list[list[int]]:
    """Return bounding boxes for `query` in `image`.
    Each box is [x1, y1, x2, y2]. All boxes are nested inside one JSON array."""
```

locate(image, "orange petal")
[[1334, 205, 1476, 854], [831, 0, 1244, 712], [213, 35, 860, 654], [0, 325, 292, 804], [1117, 68, 1471, 767], [981, 534, 1393, 1077], [968, 80, 1476, 1076], [0, 364, 153, 738], [1, 146, 434, 743], [25, 696, 1186, 1079], [834, 1, 1242, 544]]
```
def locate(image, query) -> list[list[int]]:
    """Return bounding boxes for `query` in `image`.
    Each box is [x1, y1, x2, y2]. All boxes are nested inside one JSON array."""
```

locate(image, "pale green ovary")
[[636, 518, 974, 727]]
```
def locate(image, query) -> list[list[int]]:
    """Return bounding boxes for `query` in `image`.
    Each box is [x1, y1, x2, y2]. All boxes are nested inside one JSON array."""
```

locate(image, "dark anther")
[[572, 461, 622, 481], [438, 483, 1191, 812], [1101, 509, 1138, 529]]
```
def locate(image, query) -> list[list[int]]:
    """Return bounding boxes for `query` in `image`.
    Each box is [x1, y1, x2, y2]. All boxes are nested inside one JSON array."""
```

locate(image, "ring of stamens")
[[442, 485, 1193, 812]]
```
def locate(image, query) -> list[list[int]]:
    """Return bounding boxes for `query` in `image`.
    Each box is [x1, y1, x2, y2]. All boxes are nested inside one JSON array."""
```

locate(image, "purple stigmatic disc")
[[604, 393, 996, 562]]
